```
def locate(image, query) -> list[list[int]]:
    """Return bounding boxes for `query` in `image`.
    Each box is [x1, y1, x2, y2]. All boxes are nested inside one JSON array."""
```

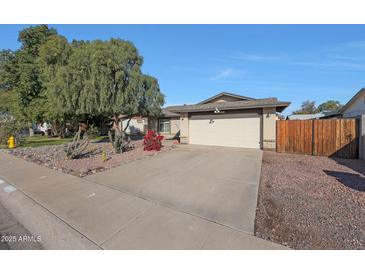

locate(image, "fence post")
[[359, 115, 365, 160], [311, 120, 315, 156]]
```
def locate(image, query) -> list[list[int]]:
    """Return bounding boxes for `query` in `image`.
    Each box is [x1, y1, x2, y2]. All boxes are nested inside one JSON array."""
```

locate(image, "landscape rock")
[[255, 151, 365, 250], [8, 140, 175, 177]]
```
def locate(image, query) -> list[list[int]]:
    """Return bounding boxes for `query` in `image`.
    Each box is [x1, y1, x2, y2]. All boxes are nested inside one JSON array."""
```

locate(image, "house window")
[[159, 119, 171, 133]]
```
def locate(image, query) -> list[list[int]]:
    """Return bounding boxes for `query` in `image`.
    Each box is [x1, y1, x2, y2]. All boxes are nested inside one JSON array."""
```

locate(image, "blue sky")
[[1, 25, 365, 115]]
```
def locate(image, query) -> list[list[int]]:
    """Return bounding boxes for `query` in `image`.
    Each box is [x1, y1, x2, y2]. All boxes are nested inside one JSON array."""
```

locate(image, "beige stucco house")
[[149, 92, 289, 150], [121, 111, 181, 139], [122, 116, 148, 135], [339, 88, 365, 118], [146, 108, 181, 139]]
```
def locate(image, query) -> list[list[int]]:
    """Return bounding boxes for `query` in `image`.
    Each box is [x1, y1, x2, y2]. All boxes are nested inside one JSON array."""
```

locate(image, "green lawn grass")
[[0, 135, 109, 149], [20, 136, 73, 147]]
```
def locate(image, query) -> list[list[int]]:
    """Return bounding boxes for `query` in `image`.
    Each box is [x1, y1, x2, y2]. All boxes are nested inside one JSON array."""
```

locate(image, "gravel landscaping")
[[255, 151, 365, 250], [5, 139, 176, 177]]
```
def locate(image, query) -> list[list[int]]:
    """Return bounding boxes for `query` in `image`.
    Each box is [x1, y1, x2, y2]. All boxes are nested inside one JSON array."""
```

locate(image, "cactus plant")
[[108, 129, 131, 153], [65, 129, 90, 159], [101, 145, 107, 162]]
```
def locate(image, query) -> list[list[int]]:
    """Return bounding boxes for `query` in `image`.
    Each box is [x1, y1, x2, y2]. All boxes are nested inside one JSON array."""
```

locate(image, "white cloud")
[[290, 60, 365, 70], [230, 42, 365, 71], [209, 68, 246, 81], [233, 53, 285, 62], [233, 50, 365, 71], [341, 40, 365, 49]]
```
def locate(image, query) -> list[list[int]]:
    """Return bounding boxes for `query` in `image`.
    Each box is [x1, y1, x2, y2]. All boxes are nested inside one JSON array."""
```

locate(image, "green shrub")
[[0, 114, 26, 146]]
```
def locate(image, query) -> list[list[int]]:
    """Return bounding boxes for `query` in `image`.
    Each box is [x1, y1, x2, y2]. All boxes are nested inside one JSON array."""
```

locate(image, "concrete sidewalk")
[[0, 151, 287, 249], [0, 200, 44, 250]]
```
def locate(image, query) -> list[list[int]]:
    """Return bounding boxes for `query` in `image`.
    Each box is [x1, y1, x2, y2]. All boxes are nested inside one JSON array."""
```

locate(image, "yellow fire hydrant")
[[7, 136, 16, 149]]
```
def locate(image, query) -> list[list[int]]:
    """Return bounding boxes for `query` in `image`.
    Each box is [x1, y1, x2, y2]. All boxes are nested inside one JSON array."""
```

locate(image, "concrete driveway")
[[0, 147, 286, 249], [88, 145, 262, 234]]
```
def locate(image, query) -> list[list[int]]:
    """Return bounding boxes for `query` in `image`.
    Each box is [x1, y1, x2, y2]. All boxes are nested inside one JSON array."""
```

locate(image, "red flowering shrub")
[[143, 130, 164, 151]]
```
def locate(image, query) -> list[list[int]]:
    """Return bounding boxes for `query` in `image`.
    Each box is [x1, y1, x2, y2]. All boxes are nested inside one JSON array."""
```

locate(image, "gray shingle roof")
[[197, 91, 255, 104], [168, 98, 290, 113], [287, 113, 325, 120], [161, 107, 180, 118]]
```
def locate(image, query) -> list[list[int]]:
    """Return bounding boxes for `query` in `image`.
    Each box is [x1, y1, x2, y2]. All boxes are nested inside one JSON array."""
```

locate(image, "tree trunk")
[[52, 121, 66, 138], [108, 114, 122, 153], [121, 117, 132, 151], [108, 115, 132, 153]]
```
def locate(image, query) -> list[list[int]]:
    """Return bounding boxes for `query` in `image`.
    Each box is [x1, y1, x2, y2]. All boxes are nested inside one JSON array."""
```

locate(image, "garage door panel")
[[189, 117, 261, 149]]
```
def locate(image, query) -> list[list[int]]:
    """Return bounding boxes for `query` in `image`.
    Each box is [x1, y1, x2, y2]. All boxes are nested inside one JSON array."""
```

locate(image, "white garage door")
[[189, 114, 261, 149]]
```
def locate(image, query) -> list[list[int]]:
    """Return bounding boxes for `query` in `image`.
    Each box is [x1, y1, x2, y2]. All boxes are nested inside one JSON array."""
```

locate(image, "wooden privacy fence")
[[276, 119, 359, 159]]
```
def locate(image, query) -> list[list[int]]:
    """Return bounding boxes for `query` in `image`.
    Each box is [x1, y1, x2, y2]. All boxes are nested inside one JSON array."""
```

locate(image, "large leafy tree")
[[1, 25, 165, 151], [0, 50, 17, 113], [42, 38, 164, 152], [317, 100, 343, 112], [0, 49, 18, 92], [37, 34, 73, 136], [292, 100, 318, 115], [0, 49, 20, 114], [292, 100, 343, 115], [0, 25, 57, 124], [17, 25, 57, 123]]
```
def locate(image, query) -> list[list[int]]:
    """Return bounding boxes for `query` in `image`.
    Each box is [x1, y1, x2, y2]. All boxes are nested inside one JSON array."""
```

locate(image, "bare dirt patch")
[[255, 151, 365, 250], [6, 139, 176, 177]]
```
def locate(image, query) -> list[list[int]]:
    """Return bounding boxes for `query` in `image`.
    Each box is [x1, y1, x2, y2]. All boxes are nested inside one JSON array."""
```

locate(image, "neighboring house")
[[148, 107, 181, 139], [121, 110, 180, 139], [287, 111, 339, 120], [122, 116, 148, 135], [287, 113, 326, 120], [338, 88, 365, 118], [159, 107, 181, 138], [121, 109, 181, 139], [156, 92, 290, 149]]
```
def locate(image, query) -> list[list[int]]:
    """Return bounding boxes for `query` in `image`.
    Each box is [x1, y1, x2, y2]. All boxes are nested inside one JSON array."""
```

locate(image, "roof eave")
[[170, 102, 290, 113], [162, 113, 180, 118], [339, 88, 365, 114]]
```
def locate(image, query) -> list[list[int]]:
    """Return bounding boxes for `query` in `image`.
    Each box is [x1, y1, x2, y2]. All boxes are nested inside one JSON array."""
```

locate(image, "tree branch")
[[123, 117, 132, 132]]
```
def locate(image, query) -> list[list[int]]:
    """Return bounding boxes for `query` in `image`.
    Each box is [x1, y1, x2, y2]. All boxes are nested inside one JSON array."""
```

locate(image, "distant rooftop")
[[287, 111, 338, 120]]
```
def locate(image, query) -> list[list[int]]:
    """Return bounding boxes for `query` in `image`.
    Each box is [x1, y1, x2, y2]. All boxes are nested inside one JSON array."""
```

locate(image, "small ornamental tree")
[[143, 130, 164, 151]]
